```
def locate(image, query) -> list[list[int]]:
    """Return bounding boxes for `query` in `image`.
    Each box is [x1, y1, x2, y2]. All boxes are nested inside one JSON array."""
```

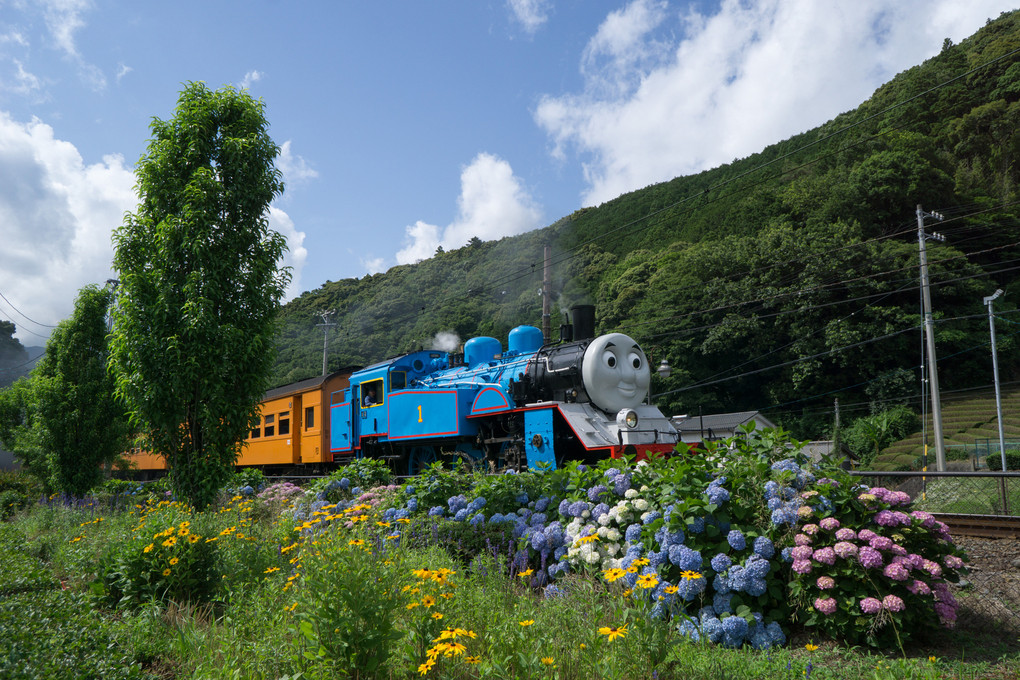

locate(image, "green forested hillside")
[[273, 11, 1020, 439]]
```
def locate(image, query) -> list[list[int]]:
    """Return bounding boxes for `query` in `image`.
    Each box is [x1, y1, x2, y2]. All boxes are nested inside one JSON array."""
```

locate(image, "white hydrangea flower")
[[606, 528, 621, 542], [581, 510, 590, 519], [639, 484, 650, 491], [634, 499, 649, 511], [625, 489, 639, 499], [598, 514, 612, 527]]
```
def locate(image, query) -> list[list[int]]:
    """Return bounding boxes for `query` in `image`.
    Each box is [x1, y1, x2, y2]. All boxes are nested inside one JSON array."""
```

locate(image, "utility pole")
[[833, 397, 841, 463], [316, 309, 336, 376], [542, 244, 552, 344], [984, 289, 1009, 513], [917, 205, 947, 471]]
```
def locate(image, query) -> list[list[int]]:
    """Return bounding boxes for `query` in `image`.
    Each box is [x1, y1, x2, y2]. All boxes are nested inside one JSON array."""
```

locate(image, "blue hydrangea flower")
[[700, 614, 724, 643], [677, 573, 707, 600], [713, 592, 733, 614], [669, 545, 703, 571], [404, 485, 415, 495], [587, 485, 608, 502], [454, 508, 469, 522], [448, 495, 466, 512], [727, 565, 749, 593], [612, 474, 632, 496], [727, 529, 746, 551], [687, 516, 705, 533], [745, 578, 767, 597], [568, 501, 588, 518], [428, 506, 445, 517], [592, 503, 610, 520], [535, 496, 550, 512], [469, 513, 485, 526], [710, 553, 732, 573], [771, 505, 797, 526], [705, 485, 730, 505], [721, 616, 749, 648], [781, 546, 794, 562], [530, 531, 547, 551], [752, 536, 774, 558], [649, 550, 668, 568], [350, 486, 362, 496], [530, 513, 547, 527], [553, 546, 568, 560], [544, 584, 566, 598], [339, 477, 350, 489], [642, 511, 662, 525], [604, 468, 620, 480], [516, 492, 530, 505], [624, 523, 643, 543], [558, 499, 571, 517], [490, 512, 504, 523], [394, 508, 409, 520], [746, 554, 771, 579], [467, 497, 487, 512], [677, 619, 701, 642]]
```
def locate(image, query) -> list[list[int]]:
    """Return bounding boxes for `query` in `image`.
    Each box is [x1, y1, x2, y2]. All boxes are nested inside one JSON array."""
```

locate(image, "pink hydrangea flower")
[[874, 510, 911, 527], [907, 579, 931, 595], [812, 547, 836, 566], [794, 533, 813, 546], [814, 597, 838, 615], [860, 597, 882, 614], [869, 536, 893, 551], [911, 510, 935, 528], [883, 562, 910, 581], [802, 524, 820, 535], [935, 602, 957, 626], [792, 545, 814, 561], [833, 541, 858, 559], [792, 559, 813, 574], [819, 517, 840, 531], [858, 546, 884, 569], [834, 527, 856, 541], [882, 594, 905, 612], [857, 529, 877, 542], [922, 559, 943, 577], [943, 554, 964, 570], [816, 576, 835, 590]]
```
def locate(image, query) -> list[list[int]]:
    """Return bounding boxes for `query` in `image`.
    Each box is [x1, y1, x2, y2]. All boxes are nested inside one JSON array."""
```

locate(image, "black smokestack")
[[571, 305, 595, 341]]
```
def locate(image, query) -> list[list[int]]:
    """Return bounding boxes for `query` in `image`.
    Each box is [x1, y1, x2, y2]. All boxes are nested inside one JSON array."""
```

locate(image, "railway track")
[[934, 513, 1020, 539]]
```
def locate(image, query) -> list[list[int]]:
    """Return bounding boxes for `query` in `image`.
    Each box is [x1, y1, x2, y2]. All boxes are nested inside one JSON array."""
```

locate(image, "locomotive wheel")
[[407, 446, 437, 476]]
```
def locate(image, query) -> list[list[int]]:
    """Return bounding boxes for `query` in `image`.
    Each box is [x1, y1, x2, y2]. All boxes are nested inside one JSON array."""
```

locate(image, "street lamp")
[[657, 359, 671, 380]]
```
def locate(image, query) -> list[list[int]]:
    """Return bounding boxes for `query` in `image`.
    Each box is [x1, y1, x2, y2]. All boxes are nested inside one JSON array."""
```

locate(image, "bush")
[[842, 406, 921, 466], [0, 488, 30, 520], [95, 506, 221, 609], [985, 449, 1020, 471]]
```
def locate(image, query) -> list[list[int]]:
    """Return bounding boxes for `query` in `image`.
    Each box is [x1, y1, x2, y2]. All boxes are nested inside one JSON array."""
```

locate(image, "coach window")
[[250, 419, 262, 439], [264, 414, 275, 437], [305, 406, 315, 430], [279, 411, 290, 436]]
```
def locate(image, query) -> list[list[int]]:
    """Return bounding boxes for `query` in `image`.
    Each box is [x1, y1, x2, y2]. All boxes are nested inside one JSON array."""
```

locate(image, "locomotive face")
[[581, 333, 651, 413]]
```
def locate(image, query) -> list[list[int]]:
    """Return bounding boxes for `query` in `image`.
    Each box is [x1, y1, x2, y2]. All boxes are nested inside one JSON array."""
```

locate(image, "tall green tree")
[[110, 83, 289, 509], [0, 377, 48, 483], [0, 320, 29, 389], [33, 284, 128, 496]]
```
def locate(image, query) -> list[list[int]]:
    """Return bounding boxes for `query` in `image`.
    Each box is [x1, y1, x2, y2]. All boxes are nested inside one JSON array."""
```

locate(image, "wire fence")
[[852, 471, 1020, 637]]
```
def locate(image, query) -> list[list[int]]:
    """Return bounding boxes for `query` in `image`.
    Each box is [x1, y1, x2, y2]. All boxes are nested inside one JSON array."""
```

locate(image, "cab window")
[[390, 371, 406, 390], [361, 379, 384, 407]]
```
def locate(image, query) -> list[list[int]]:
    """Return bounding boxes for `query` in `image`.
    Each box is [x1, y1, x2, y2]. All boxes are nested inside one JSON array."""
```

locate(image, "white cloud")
[[361, 257, 385, 275], [240, 69, 263, 90], [0, 111, 135, 343], [277, 140, 318, 189], [268, 206, 307, 301], [507, 0, 550, 35], [396, 152, 543, 265], [115, 63, 131, 84], [0, 112, 309, 343], [39, 0, 105, 90], [11, 60, 42, 96], [536, 0, 1018, 207]]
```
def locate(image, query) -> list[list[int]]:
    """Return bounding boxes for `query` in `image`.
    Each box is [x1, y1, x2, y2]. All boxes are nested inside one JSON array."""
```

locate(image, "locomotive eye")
[[629, 352, 642, 370], [602, 350, 617, 368]]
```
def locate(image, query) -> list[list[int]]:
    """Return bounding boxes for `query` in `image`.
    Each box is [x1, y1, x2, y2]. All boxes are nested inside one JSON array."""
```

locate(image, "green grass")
[[0, 491, 1017, 680]]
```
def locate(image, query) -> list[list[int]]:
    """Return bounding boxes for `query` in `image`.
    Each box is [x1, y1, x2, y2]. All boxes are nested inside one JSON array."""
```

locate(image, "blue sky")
[[1, 0, 1016, 345]]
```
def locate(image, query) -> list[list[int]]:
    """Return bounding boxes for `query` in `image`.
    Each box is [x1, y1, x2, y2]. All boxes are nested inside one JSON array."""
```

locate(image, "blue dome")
[[508, 325, 543, 355], [464, 336, 502, 368]]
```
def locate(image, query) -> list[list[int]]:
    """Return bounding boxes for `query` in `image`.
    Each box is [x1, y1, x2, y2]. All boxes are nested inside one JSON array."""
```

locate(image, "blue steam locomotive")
[[328, 307, 680, 474]]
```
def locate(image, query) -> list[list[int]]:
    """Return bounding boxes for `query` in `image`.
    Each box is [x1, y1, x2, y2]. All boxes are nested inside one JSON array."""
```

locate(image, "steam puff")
[[432, 331, 461, 352]]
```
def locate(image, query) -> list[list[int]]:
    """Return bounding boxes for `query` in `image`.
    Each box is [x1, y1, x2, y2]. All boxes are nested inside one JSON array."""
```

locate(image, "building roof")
[[671, 411, 777, 436]]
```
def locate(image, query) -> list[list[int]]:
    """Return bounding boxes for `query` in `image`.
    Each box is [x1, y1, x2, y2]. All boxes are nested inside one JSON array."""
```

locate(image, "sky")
[[1, 0, 1017, 346]]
